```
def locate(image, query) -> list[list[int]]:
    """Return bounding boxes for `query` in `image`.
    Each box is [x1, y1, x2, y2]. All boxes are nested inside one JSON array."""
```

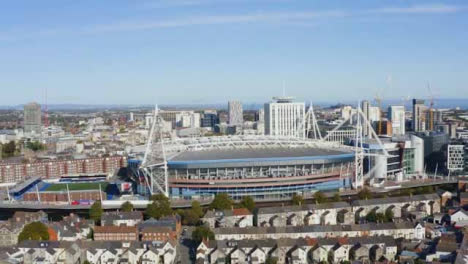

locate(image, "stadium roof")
[[167, 147, 354, 169], [170, 147, 351, 162]]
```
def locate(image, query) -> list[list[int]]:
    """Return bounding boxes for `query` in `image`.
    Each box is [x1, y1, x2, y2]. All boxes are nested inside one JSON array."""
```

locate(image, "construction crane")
[[427, 83, 435, 131], [374, 93, 383, 135]]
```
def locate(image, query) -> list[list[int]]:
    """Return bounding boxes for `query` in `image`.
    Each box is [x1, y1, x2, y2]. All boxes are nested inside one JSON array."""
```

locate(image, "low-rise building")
[[14, 239, 178, 264], [48, 213, 94, 241], [102, 211, 143, 227], [138, 215, 182, 237], [213, 221, 424, 241], [203, 208, 253, 228], [257, 202, 352, 227], [141, 226, 177, 242], [93, 226, 138, 241], [352, 193, 441, 221], [460, 192, 468, 207], [0, 211, 48, 247], [450, 209, 468, 227], [17, 240, 81, 264], [197, 236, 397, 264]]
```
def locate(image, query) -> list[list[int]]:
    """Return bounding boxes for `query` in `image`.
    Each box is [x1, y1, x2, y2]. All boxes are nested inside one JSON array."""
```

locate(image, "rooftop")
[[94, 226, 138, 234], [170, 147, 351, 162], [258, 201, 350, 215], [351, 193, 440, 207], [204, 235, 396, 249], [102, 211, 143, 222], [214, 221, 418, 235]]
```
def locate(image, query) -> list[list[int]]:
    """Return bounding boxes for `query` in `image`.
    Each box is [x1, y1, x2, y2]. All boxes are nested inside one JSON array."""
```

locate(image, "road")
[[176, 226, 196, 264]]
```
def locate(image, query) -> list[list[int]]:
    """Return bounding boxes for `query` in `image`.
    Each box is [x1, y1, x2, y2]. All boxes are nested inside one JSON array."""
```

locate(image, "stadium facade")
[[141, 133, 355, 201]]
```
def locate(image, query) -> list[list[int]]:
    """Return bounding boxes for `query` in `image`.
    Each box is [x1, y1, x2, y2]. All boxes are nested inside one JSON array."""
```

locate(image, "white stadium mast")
[[141, 100, 393, 197]]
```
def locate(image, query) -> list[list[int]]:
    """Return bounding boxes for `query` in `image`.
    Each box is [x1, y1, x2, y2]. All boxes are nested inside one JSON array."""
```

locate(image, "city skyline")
[[1, 0, 468, 105]]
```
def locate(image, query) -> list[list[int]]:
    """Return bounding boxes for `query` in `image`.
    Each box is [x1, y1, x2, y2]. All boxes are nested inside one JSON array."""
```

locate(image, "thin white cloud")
[[87, 4, 463, 33], [141, 0, 290, 9], [1, 4, 465, 41], [87, 10, 346, 33], [369, 4, 463, 14]]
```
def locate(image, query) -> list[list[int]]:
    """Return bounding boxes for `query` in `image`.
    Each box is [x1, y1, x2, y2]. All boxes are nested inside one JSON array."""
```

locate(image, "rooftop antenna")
[[282, 80, 286, 97], [427, 83, 437, 131], [44, 88, 49, 128]]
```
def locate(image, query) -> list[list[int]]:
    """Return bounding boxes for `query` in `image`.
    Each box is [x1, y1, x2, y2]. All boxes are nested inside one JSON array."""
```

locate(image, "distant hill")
[[0, 98, 467, 111]]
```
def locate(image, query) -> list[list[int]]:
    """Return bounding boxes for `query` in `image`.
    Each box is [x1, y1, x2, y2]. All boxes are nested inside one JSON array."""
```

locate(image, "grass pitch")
[[44, 182, 108, 192]]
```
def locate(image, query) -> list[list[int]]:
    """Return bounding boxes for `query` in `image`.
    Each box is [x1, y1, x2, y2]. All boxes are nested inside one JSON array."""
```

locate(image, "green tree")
[[192, 226, 214, 244], [376, 213, 386, 223], [145, 202, 159, 219], [313, 191, 327, 204], [191, 200, 204, 218], [26, 141, 46, 152], [332, 193, 342, 202], [414, 187, 424, 195], [83, 261, 91, 264], [414, 259, 425, 264], [18, 222, 49, 243], [87, 228, 94, 240], [89, 201, 103, 222], [1, 141, 16, 157], [400, 188, 413, 196], [365, 211, 377, 223], [183, 209, 201, 226], [265, 257, 278, 264], [422, 186, 434, 194], [385, 209, 394, 222], [291, 194, 304, 206], [181, 201, 205, 226], [145, 194, 172, 219], [209, 193, 233, 210], [357, 188, 372, 200], [240, 196, 255, 212], [121, 201, 134, 212]]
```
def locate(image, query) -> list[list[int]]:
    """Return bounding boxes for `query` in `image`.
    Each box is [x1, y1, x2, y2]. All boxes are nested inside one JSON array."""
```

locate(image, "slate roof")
[[351, 193, 439, 207], [102, 211, 143, 222], [214, 221, 417, 235], [258, 202, 351, 215], [204, 208, 253, 219], [204, 236, 396, 250]]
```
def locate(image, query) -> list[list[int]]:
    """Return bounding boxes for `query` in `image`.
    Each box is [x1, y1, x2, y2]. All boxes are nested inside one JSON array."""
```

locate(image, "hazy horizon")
[[1, 0, 467, 105]]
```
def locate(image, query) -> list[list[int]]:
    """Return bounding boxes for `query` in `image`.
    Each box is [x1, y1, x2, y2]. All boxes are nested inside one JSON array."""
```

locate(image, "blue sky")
[[0, 0, 467, 105]]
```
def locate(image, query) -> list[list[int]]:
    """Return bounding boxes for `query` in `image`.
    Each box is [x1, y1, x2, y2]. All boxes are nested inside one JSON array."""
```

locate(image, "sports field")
[[44, 182, 108, 192]]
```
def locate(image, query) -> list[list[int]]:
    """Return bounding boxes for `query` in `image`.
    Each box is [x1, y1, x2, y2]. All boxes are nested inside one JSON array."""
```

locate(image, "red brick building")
[[460, 192, 468, 207], [23, 190, 105, 202], [0, 156, 126, 183], [141, 226, 177, 241], [94, 226, 138, 241]]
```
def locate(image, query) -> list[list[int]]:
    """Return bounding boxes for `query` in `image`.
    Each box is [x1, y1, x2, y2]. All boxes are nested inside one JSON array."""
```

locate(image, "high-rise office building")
[[201, 110, 219, 128], [264, 96, 305, 138], [388, 105, 406, 136], [228, 101, 243, 126], [361, 100, 370, 136], [412, 99, 427, 132], [23, 102, 41, 134], [426, 109, 443, 131], [368, 107, 381, 123], [257, 108, 264, 123]]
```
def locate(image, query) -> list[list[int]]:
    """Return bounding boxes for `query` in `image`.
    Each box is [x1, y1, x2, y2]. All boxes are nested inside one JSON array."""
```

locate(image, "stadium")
[[141, 135, 356, 201]]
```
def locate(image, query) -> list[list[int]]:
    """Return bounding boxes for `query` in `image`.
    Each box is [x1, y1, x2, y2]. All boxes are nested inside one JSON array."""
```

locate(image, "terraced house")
[[196, 236, 397, 264], [256, 202, 353, 227], [213, 221, 425, 241]]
